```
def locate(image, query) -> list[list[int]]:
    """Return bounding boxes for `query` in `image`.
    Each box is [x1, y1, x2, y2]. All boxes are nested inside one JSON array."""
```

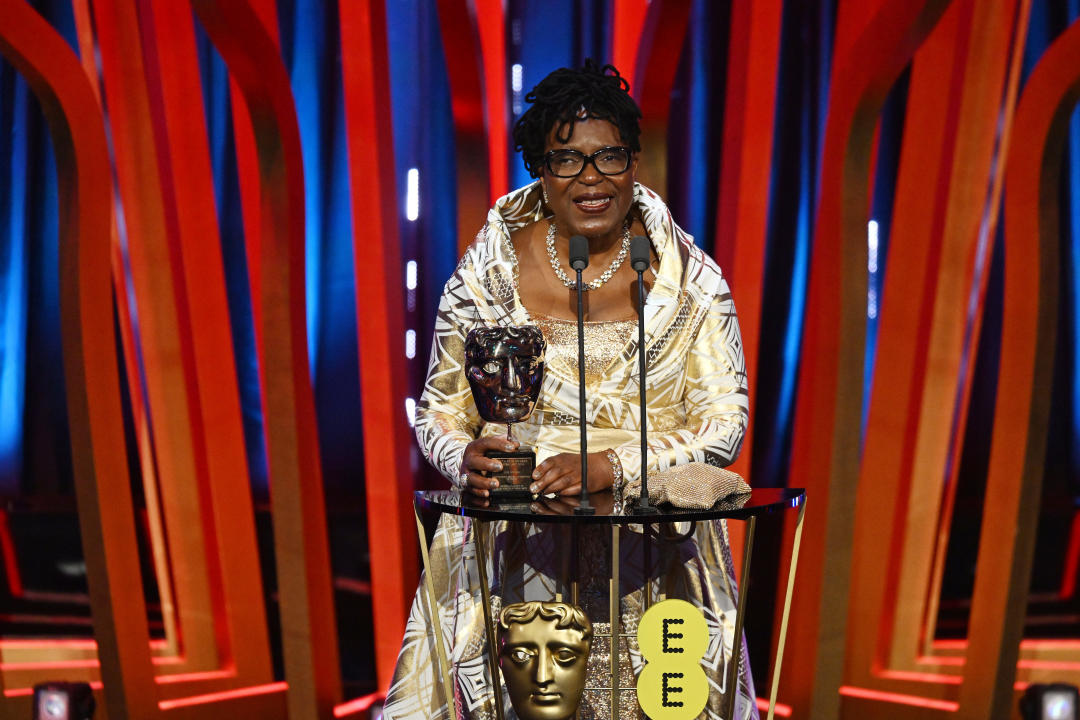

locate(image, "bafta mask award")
[[498, 601, 593, 720], [465, 325, 546, 497]]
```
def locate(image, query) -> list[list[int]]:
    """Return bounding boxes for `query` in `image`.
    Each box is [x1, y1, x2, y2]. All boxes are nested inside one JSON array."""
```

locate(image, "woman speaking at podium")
[[384, 61, 756, 720]]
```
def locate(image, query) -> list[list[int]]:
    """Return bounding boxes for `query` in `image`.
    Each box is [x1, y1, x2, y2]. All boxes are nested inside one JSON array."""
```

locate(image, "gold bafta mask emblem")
[[497, 601, 593, 720]]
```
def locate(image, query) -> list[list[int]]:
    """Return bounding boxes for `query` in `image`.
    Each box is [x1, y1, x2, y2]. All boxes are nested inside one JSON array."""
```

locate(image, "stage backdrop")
[[0, 0, 1078, 718]]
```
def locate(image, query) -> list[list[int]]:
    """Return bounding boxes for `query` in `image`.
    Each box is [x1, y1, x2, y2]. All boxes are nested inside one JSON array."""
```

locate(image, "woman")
[[385, 62, 756, 720]]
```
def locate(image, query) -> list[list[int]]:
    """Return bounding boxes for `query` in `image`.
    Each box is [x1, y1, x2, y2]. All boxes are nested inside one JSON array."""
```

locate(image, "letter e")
[[662, 672, 684, 707], [662, 618, 685, 653]]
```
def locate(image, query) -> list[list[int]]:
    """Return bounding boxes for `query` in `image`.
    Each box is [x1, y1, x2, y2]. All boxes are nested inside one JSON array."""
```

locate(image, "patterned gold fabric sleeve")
[[611, 273, 749, 485], [413, 255, 483, 483]]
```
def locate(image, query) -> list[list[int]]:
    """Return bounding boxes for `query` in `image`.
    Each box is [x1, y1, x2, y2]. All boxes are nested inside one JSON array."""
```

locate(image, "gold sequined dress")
[[383, 182, 757, 720]]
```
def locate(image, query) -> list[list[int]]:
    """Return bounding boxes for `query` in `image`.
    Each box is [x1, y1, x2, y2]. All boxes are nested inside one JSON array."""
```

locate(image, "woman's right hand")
[[459, 436, 519, 496]]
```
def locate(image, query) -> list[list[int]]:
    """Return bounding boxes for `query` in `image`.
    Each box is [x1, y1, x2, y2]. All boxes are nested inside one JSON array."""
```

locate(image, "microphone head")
[[569, 235, 589, 271], [630, 235, 650, 272]]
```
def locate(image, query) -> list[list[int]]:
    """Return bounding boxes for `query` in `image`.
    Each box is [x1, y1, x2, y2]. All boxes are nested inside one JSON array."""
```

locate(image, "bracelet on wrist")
[[605, 449, 624, 513]]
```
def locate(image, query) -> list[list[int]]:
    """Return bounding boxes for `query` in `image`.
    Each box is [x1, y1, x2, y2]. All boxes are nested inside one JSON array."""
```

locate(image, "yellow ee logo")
[[636, 599, 709, 719]]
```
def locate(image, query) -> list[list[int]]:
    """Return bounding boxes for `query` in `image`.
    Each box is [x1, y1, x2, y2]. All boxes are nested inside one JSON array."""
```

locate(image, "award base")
[[484, 449, 536, 497]]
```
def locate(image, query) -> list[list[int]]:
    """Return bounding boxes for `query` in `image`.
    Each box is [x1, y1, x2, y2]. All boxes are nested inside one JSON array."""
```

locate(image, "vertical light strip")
[[511, 63, 523, 115], [406, 167, 419, 221], [867, 220, 879, 319]]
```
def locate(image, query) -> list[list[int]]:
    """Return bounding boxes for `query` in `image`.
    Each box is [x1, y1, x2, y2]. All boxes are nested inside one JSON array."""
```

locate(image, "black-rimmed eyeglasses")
[[543, 146, 632, 178]]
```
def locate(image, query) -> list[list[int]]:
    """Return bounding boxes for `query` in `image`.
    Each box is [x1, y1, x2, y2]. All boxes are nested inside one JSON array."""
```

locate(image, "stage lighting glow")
[[406, 168, 420, 221], [1045, 689, 1076, 720], [1021, 683, 1079, 720], [406, 260, 418, 289], [42, 692, 66, 717], [406, 329, 417, 359], [405, 398, 416, 426], [32, 682, 95, 719]]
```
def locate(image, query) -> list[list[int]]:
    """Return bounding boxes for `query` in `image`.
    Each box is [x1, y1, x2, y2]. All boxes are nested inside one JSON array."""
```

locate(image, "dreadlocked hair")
[[512, 60, 642, 179]]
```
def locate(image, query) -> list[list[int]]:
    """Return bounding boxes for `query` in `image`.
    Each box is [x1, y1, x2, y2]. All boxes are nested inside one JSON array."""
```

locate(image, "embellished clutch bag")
[[624, 462, 751, 509]]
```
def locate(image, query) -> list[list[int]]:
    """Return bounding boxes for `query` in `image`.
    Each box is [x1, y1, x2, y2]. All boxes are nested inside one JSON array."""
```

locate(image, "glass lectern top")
[[415, 487, 804, 525]]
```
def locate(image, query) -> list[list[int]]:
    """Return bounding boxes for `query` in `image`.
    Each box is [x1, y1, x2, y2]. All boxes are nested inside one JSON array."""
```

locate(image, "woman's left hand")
[[529, 451, 613, 496]]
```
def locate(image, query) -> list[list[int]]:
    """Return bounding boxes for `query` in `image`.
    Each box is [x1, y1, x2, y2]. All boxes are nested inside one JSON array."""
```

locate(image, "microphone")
[[630, 236, 658, 514], [569, 234, 589, 271], [631, 235, 650, 273], [569, 235, 595, 515]]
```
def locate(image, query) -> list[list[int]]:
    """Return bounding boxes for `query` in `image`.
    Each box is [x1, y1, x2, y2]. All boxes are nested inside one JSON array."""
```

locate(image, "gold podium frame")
[[414, 492, 806, 720]]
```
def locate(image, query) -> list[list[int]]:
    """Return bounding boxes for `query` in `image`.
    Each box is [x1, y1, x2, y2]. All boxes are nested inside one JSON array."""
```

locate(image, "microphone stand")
[[630, 236, 658, 514], [570, 235, 595, 515]]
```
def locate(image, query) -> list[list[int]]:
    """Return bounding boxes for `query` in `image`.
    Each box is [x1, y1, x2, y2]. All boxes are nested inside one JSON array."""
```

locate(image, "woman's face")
[[542, 117, 637, 243]]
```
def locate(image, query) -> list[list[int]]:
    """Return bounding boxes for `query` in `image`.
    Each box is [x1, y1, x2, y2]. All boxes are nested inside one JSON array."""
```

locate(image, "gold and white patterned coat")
[[384, 183, 757, 720], [414, 181, 749, 485]]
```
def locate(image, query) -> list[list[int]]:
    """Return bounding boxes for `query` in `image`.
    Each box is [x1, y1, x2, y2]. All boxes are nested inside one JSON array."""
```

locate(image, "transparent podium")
[[414, 488, 805, 720]]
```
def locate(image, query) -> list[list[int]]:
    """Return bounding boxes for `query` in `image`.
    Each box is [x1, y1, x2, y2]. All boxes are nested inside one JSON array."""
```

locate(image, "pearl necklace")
[[545, 221, 631, 291]]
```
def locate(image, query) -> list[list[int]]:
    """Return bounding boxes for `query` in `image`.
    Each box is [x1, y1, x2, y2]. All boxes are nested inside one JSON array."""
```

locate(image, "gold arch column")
[[958, 14, 1080, 718], [191, 2, 342, 717], [87, 0, 225, 673], [782, 2, 953, 718], [0, 1, 157, 717], [142, 0, 274, 687], [843, 0, 1031, 709]]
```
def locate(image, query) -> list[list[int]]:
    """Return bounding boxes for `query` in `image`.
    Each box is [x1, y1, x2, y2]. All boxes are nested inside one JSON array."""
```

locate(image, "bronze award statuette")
[[498, 602, 593, 720], [465, 325, 546, 497]]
